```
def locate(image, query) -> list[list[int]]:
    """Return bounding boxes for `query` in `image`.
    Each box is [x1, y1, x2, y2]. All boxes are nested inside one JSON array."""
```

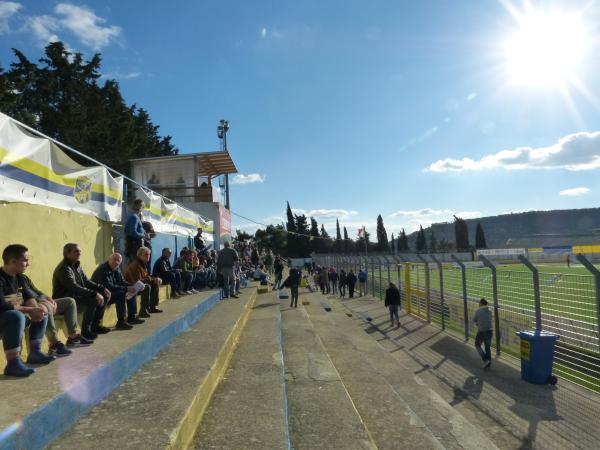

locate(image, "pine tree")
[[375, 214, 390, 252], [285, 202, 297, 256], [416, 225, 427, 252], [475, 222, 487, 249], [295, 214, 310, 257], [454, 216, 470, 250], [390, 233, 395, 254], [310, 217, 320, 253]]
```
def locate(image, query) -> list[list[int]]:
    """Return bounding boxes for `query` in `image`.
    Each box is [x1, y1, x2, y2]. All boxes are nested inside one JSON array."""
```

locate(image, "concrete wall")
[[0, 202, 114, 294], [149, 232, 193, 269]]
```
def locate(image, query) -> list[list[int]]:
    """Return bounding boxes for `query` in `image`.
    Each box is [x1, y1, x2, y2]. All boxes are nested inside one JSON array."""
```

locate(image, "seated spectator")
[[152, 248, 183, 298], [92, 253, 144, 330], [53, 243, 111, 340], [1, 244, 54, 376], [21, 272, 88, 356], [175, 250, 197, 294], [125, 247, 163, 317], [253, 264, 270, 283]]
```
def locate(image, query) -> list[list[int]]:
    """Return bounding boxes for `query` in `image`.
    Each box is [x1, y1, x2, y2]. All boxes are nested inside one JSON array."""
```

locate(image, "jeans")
[[359, 281, 367, 296], [0, 310, 47, 353], [162, 271, 182, 294], [475, 330, 493, 362], [339, 284, 346, 297], [274, 273, 283, 290], [180, 272, 193, 292], [221, 267, 235, 297], [330, 281, 337, 294], [388, 304, 399, 322], [44, 297, 78, 343], [107, 290, 137, 322]]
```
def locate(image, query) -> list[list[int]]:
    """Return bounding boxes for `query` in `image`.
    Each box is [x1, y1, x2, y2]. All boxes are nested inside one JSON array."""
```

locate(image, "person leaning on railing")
[[124, 247, 163, 317], [0, 244, 55, 377], [124, 199, 147, 261], [53, 243, 111, 341]]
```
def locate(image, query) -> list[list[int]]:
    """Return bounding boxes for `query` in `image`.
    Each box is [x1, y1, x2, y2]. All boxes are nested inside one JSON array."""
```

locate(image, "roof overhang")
[[195, 151, 238, 176]]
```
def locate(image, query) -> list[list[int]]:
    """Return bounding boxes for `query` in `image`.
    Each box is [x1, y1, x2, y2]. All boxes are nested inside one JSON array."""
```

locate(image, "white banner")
[[476, 248, 526, 257], [0, 113, 123, 222], [135, 188, 214, 238]]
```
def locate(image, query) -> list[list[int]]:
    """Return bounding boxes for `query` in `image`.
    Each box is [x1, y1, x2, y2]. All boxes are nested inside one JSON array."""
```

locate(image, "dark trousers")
[[76, 294, 99, 335], [339, 283, 346, 297], [181, 273, 193, 292], [162, 271, 182, 294], [348, 283, 356, 298], [125, 237, 143, 261], [475, 330, 493, 362], [107, 290, 137, 322], [330, 280, 337, 294], [140, 284, 159, 312], [290, 286, 299, 308], [388, 304, 399, 322]]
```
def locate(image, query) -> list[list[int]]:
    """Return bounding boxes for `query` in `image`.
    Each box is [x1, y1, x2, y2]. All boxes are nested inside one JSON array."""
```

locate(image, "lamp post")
[[217, 119, 230, 209]]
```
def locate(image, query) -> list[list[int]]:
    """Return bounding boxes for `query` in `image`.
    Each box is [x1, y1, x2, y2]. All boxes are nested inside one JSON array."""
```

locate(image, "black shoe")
[[49, 341, 73, 357], [138, 310, 151, 318], [148, 308, 163, 313], [115, 321, 133, 330], [94, 326, 111, 334], [67, 334, 94, 347], [82, 331, 98, 341], [128, 317, 145, 325]]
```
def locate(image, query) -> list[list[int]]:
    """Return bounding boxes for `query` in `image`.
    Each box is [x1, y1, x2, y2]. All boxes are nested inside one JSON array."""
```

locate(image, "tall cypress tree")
[[376, 214, 390, 251], [310, 217, 319, 253], [416, 225, 427, 252], [429, 229, 437, 252], [390, 233, 395, 254], [399, 228, 409, 252], [285, 201, 297, 256], [454, 216, 469, 250], [335, 219, 342, 252], [343, 226, 349, 253], [475, 222, 487, 249]]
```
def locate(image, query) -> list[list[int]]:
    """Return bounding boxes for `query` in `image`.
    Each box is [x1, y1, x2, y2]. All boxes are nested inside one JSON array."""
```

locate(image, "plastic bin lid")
[[516, 330, 560, 340]]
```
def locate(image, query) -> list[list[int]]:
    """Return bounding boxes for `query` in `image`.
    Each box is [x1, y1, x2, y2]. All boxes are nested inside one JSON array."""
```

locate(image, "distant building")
[[130, 151, 238, 248]]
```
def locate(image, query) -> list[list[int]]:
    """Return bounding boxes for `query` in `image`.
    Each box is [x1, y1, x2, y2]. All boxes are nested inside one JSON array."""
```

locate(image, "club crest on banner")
[[74, 176, 92, 204]]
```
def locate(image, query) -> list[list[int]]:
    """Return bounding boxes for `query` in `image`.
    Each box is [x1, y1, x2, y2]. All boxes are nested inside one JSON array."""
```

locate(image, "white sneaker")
[[191, 289, 199, 294], [186, 291, 193, 295]]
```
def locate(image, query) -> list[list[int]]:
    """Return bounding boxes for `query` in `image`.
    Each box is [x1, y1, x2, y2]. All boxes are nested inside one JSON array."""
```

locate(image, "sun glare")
[[503, 9, 589, 87]]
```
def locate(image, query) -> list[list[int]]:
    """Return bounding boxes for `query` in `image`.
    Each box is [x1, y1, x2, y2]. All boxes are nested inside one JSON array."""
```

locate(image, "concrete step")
[[192, 293, 289, 449], [47, 287, 257, 450], [279, 294, 378, 450], [299, 292, 499, 450], [1, 289, 221, 450]]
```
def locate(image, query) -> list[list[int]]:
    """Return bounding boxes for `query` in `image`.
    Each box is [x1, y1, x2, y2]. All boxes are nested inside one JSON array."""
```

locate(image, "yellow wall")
[[573, 245, 600, 254], [0, 202, 114, 295]]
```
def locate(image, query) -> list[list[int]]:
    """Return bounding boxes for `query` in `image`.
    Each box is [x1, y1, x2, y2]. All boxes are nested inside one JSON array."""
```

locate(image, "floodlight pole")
[[218, 119, 230, 210]]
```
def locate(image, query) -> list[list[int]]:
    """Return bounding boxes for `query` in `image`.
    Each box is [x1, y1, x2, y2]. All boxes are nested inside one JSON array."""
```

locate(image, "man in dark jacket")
[[92, 253, 143, 330], [53, 243, 111, 340], [346, 270, 358, 298], [152, 248, 183, 298], [273, 256, 284, 289], [124, 199, 146, 260], [281, 268, 301, 308], [384, 282, 401, 327]]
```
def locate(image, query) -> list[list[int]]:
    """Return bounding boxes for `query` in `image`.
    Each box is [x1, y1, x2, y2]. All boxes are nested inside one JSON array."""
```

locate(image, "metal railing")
[[313, 252, 600, 392]]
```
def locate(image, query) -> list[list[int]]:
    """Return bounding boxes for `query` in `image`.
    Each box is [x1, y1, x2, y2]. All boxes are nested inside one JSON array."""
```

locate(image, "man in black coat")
[[346, 270, 358, 298], [152, 248, 183, 298], [92, 253, 143, 330], [384, 282, 401, 327]]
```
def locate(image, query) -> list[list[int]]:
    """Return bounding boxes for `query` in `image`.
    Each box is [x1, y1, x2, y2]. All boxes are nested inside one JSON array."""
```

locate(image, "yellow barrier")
[[573, 245, 600, 254], [404, 264, 411, 314]]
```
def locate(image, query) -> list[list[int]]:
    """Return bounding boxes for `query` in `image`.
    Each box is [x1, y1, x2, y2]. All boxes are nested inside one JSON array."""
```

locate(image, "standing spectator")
[[339, 270, 347, 298], [473, 298, 493, 369], [347, 270, 358, 298], [92, 253, 143, 330], [329, 268, 339, 295], [142, 221, 156, 256], [273, 256, 284, 289], [358, 268, 368, 296], [264, 250, 274, 274], [1, 244, 54, 376], [153, 248, 183, 298], [53, 243, 111, 340], [281, 268, 301, 308], [320, 267, 329, 294], [194, 228, 206, 255], [217, 241, 239, 299], [125, 247, 163, 317], [384, 282, 401, 327], [251, 247, 260, 267], [124, 199, 147, 261]]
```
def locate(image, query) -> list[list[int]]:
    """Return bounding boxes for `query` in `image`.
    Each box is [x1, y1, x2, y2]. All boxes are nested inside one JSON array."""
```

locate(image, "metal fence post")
[[404, 260, 412, 314], [518, 255, 542, 332], [431, 255, 445, 330], [371, 259, 375, 296], [451, 254, 469, 341], [479, 255, 501, 355], [576, 253, 600, 349], [417, 255, 431, 323], [387, 260, 391, 284], [378, 258, 383, 300]]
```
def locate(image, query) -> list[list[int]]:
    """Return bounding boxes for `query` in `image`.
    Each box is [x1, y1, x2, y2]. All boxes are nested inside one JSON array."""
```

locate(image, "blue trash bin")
[[516, 330, 559, 384]]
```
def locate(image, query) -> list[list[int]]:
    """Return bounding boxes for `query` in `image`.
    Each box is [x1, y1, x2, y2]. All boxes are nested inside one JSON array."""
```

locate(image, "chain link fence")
[[313, 252, 600, 393]]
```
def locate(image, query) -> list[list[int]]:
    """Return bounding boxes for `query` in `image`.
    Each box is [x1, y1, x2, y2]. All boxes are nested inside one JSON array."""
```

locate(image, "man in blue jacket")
[[124, 199, 147, 261]]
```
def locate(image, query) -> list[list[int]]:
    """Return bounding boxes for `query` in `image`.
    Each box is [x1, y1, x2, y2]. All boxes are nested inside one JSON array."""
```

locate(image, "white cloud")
[[399, 126, 438, 152], [291, 208, 359, 219], [260, 27, 267, 38], [0, 1, 21, 34], [388, 208, 481, 233], [103, 71, 141, 80], [231, 173, 266, 185], [427, 131, 600, 172], [54, 3, 120, 50], [467, 92, 477, 101], [25, 15, 60, 44], [559, 187, 590, 196]]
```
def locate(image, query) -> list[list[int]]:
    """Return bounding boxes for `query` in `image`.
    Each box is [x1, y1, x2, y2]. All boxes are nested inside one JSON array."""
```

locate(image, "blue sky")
[[2, 0, 600, 238]]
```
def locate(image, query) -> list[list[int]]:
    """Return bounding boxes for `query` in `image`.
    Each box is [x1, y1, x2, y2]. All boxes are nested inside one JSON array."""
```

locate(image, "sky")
[[1, 0, 600, 239]]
